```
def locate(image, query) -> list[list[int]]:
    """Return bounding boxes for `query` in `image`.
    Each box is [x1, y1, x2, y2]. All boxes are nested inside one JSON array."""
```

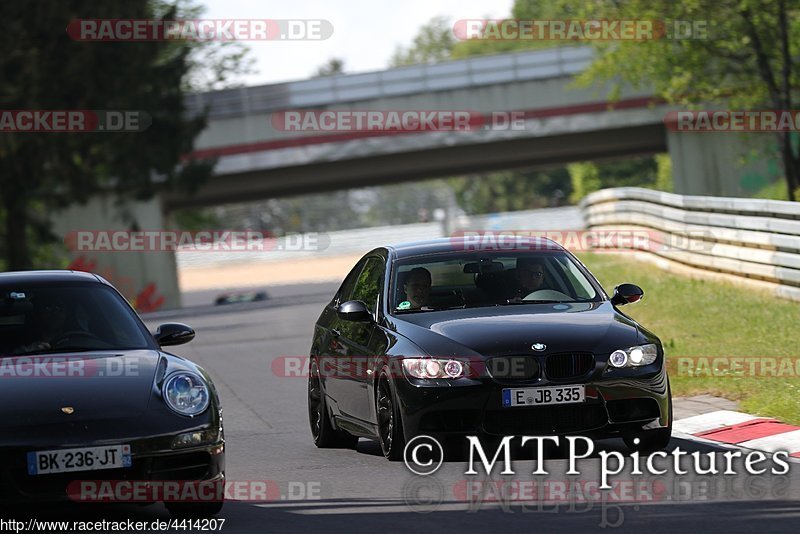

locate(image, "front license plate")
[[27, 444, 131, 475], [502, 385, 585, 407]]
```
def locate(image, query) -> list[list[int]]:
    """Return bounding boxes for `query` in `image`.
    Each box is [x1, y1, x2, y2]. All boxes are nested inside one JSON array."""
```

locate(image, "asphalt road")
[[5, 283, 799, 533]]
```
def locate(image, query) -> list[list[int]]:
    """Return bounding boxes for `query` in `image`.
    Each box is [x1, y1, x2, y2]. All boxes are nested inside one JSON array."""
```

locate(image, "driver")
[[14, 294, 69, 354], [512, 257, 546, 299], [397, 267, 432, 310]]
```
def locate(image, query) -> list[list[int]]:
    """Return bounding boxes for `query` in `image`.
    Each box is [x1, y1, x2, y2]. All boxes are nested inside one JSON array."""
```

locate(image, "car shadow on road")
[[353, 434, 728, 462]]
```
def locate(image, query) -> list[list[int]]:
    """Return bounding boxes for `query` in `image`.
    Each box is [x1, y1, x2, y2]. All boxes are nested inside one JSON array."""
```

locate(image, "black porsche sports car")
[[308, 237, 671, 460], [0, 271, 224, 516]]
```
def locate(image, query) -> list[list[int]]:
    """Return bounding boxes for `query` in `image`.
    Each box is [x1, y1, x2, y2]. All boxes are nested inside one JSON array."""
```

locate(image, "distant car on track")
[[214, 290, 268, 306], [308, 237, 671, 459], [0, 271, 224, 516]]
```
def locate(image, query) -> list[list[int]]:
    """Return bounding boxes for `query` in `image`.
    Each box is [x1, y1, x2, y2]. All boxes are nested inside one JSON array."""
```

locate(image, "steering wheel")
[[51, 330, 102, 348]]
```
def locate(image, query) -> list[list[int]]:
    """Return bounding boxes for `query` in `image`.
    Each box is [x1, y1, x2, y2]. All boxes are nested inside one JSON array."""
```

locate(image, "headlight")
[[402, 358, 468, 379], [163, 372, 210, 416], [608, 344, 658, 368]]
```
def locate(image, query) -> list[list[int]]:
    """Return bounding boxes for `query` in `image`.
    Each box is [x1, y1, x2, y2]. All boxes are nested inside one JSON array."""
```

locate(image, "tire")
[[166, 500, 224, 518], [624, 381, 673, 454], [376, 371, 405, 461], [308, 358, 359, 449]]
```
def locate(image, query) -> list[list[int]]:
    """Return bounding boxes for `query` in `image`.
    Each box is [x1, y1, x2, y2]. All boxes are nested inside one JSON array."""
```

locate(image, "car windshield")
[[391, 251, 601, 313], [0, 283, 152, 355]]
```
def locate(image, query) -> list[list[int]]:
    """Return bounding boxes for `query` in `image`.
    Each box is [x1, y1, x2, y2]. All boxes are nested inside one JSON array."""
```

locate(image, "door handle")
[[331, 328, 341, 338]]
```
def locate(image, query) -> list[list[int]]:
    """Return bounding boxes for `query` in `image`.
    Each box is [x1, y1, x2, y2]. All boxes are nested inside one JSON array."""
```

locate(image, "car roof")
[[386, 236, 565, 259], [0, 270, 102, 285]]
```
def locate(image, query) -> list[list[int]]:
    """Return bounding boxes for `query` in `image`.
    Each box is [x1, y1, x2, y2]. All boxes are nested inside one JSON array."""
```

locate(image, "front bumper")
[[393, 363, 670, 440], [0, 435, 225, 502]]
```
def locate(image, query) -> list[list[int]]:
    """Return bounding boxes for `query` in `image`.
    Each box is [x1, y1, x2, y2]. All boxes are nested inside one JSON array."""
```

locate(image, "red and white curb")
[[674, 410, 800, 459]]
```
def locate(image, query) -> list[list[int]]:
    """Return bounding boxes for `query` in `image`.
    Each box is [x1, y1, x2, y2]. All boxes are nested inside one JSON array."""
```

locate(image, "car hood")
[[393, 301, 647, 358], [0, 349, 160, 427]]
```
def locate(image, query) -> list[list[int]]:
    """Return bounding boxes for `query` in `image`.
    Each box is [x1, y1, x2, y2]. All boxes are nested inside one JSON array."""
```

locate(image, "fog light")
[[172, 429, 218, 449], [609, 350, 628, 368]]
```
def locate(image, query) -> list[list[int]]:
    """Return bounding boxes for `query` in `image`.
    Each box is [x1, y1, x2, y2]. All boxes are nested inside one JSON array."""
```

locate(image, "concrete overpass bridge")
[[167, 45, 759, 209], [55, 45, 774, 309]]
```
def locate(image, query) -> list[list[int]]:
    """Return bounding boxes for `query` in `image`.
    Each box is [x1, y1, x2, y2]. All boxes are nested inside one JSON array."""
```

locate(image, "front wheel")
[[377, 372, 405, 461], [308, 358, 359, 449]]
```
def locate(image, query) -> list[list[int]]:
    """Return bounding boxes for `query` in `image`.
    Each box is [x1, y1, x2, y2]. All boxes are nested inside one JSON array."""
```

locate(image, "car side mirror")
[[610, 283, 644, 306], [154, 323, 196, 346], [337, 300, 373, 322]]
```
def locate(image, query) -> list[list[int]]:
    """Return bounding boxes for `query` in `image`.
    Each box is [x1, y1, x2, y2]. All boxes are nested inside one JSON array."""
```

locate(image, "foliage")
[[449, 169, 571, 215], [390, 16, 456, 67], [314, 58, 346, 77], [654, 153, 673, 192], [0, 0, 252, 269], [567, 0, 800, 200], [568, 163, 601, 204]]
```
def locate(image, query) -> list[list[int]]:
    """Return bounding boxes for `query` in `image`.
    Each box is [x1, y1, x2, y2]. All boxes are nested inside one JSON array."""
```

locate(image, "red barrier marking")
[[696, 418, 800, 444]]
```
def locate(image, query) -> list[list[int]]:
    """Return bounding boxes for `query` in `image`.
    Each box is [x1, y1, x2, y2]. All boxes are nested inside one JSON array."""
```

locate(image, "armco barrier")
[[580, 187, 800, 302]]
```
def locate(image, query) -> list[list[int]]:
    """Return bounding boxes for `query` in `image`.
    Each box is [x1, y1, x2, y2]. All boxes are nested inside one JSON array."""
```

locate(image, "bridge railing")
[[580, 187, 800, 302], [187, 46, 594, 119]]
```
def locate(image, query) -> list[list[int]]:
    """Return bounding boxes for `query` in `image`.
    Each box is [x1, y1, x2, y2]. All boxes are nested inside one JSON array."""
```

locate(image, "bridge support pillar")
[[52, 194, 181, 312], [667, 130, 780, 197]]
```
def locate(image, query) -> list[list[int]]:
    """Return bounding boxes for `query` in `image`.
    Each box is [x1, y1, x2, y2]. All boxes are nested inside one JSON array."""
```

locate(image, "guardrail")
[[580, 187, 800, 302], [176, 207, 583, 269]]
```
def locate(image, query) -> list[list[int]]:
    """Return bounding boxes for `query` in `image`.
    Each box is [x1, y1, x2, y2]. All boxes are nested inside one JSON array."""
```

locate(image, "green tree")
[[390, 6, 665, 212], [390, 16, 456, 67], [449, 168, 572, 215], [568, 156, 665, 203], [0, 0, 250, 270], [568, 162, 601, 204], [451, 0, 576, 59], [314, 58, 345, 77], [570, 0, 800, 200], [654, 154, 673, 192]]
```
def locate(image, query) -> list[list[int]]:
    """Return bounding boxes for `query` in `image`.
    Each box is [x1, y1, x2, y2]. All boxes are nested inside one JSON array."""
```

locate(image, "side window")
[[350, 257, 385, 314], [337, 259, 367, 304]]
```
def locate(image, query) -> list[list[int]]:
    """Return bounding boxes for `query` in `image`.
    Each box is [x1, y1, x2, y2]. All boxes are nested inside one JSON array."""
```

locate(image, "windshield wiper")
[[504, 299, 568, 304]]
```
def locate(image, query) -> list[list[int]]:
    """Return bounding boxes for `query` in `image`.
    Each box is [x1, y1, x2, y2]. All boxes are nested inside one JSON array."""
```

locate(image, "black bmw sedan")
[[308, 237, 671, 460], [0, 271, 224, 516]]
